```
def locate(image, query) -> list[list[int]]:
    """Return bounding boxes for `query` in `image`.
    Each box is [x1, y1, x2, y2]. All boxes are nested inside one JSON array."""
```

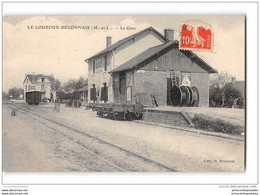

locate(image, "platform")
[[144, 106, 245, 127]]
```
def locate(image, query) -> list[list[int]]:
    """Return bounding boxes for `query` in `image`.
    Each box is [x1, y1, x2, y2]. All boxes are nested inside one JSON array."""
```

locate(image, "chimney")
[[231, 77, 236, 83], [164, 29, 174, 41], [106, 37, 112, 48]]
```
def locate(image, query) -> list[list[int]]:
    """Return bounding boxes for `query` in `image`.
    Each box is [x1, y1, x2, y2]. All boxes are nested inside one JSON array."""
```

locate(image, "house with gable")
[[85, 26, 217, 107], [23, 74, 55, 101]]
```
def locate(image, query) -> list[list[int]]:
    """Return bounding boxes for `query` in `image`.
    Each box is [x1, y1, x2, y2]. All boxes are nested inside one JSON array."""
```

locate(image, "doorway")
[[119, 72, 126, 103]]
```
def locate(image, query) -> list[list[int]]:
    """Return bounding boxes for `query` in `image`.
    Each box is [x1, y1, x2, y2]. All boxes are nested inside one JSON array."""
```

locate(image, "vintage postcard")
[[2, 15, 245, 172]]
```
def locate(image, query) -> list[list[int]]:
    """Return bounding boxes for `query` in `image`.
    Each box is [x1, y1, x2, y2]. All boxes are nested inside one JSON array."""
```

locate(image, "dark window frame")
[[90, 84, 97, 101], [101, 82, 108, 103], [104, 55, 107, 71]]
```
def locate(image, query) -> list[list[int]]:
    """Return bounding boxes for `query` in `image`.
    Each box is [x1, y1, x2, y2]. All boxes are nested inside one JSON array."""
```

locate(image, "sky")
[[3, 15, 245, 92]]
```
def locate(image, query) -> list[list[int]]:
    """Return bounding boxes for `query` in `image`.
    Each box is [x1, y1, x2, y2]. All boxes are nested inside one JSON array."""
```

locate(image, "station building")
[[85, 27, 217, 107]]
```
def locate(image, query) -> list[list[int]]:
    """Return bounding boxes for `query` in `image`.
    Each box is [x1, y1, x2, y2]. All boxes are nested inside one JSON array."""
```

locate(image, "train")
[[25, 91, 42, 105]]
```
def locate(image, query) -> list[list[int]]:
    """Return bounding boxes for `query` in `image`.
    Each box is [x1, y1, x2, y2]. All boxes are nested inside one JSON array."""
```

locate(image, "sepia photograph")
[[2, 14, 246, 173]]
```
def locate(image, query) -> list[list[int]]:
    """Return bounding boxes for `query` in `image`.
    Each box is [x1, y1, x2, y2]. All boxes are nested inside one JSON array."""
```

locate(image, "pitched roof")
[[110, 41, 177, 73], [231, 81, 245, 92], [110, 41, 217, 74], [23, 74, 55, 84], [85, 26, 166, 61], [179, 50, 218, 74]]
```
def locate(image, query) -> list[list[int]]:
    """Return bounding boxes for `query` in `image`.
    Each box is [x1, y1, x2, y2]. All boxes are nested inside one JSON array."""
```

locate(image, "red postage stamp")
[[180, 23, 212, 50]]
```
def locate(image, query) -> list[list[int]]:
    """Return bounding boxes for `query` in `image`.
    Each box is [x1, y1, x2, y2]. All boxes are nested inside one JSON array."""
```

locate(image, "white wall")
[[114, 33, 163, 68]]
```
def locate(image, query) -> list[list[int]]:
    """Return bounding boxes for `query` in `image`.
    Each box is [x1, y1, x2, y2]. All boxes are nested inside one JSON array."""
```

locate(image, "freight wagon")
[[88, 102, 144, 120], [87, 82, 145, 120], [25, 91, 42, 105]]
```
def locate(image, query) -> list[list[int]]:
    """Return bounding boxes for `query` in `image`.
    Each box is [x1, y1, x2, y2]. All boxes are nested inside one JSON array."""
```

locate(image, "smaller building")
[[23, 74, 55, 101], [74, 85, 88, 106], [231, 81, 245, 99], [231, 80, 245, 108]]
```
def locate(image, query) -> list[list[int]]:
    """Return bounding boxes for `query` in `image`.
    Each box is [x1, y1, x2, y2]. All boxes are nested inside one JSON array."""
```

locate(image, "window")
[[93, 61, 95, 74], [104, 55, 107, 71], [42, 78, 45, 82], [95, 58, 102, 73]]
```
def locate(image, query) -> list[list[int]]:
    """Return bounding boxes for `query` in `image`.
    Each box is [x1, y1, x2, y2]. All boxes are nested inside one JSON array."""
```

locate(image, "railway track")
[[9, 103, 177, 172], [8, 104, 125, 172]]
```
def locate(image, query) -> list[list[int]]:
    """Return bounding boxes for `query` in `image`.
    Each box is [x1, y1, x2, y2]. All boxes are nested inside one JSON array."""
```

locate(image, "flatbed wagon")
[[88, 102, 144, 120]]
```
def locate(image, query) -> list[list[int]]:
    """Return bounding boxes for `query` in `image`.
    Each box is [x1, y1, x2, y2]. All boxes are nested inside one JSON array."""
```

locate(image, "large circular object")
[[191, 86, 199, 107], [186, 86, 194, 106], [180, 86, 191, 107], [169, 85, 182, 106]]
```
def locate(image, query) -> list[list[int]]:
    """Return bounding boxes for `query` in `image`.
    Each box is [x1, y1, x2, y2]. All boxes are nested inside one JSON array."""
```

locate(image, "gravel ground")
[[3, 103, 245, 172], [3, 106, 123, 172]]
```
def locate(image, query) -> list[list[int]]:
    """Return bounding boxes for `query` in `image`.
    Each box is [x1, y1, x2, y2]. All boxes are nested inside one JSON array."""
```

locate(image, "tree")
[[52, 79, 61, 91], [8, 87, 24, 99], [49, 74, 61, 91], [209, 85, 222, 106], [61, 77, 88, 93], [209, 72, 241, 107], [222, 83, 241, 107], [209, 71, 233, 88]]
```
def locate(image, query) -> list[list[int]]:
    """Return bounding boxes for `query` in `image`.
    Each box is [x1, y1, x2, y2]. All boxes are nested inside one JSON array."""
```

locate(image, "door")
[[113, 73, 120, 103], [119, 72, 126, 103]]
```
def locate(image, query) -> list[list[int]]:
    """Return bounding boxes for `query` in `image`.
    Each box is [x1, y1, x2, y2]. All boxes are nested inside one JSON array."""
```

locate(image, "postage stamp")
[[180, 21, 212, 51]]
